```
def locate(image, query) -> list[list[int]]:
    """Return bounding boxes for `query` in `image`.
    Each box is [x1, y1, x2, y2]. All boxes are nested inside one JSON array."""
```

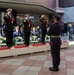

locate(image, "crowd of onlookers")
[[0, 22, 74, 42], [61, 22, 74, 41], [0, 24, 41, 38], [0, 24, 47, 44]]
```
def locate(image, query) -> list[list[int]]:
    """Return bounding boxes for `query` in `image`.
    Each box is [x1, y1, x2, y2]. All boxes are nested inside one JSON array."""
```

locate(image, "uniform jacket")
[[4, 14, 14, 31], [23, 19, 32, 32], [40, 18, 47, 30], [48, 22, 62, 45]]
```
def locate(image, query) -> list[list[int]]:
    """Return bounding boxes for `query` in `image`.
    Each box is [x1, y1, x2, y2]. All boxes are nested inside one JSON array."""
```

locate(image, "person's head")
[[20, 26, 23, 30], [6, 8, 12, 15], [68, 22, 72, 26], [53, 14, 61, 23]]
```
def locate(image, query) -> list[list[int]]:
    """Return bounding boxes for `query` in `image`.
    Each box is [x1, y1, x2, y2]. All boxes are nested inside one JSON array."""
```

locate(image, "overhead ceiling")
[[0, 2, 55, 14]]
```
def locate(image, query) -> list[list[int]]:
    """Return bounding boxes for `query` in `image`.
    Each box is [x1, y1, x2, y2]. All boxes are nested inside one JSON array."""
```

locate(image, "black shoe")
[[49, 67, 59, 72], [42, 42, 46, 44], [25, 44, 29, 46], [8, 46, 11, 49]]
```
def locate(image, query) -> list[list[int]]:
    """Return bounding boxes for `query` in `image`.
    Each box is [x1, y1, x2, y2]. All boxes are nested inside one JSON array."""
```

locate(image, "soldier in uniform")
[[23, 16, 32, 46], [40, 14, 47, 44], [4, 8, 14, 48], [48, 14, 62, 71]]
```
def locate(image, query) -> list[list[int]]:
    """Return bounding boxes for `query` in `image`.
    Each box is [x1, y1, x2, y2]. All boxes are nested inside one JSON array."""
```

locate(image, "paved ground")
[[0, 45, 74, 75]]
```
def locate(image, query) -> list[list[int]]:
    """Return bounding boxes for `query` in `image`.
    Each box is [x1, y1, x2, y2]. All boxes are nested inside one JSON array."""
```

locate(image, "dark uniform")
[[23, 19, 32, 46], [4, 14, 14, 48], [48, 22, 62, 70], [40, 18, 47, 44]]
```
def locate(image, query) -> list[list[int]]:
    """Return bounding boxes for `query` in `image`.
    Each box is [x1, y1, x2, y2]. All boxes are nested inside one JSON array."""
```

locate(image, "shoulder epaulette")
[[5, 14, 8, 18], [24, 20, 26, 22]]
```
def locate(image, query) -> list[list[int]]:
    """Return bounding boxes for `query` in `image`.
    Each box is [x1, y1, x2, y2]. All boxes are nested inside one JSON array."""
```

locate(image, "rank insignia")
[[24, 20, 26, 22], [5, 15, 8, 18]]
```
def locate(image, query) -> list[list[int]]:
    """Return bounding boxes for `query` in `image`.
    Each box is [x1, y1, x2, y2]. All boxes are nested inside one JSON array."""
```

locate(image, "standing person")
[[4, 8, 14, 48], [48, 14, 62, 72], [40, 14, 47, 44], [19, 26, 24, 38], [23, 16, 32, 46], [67, 22, 73, 41], [60, 22, 65, 36]]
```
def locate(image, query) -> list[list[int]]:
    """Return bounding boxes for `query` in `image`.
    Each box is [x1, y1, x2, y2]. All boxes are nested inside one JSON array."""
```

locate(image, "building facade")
[[59, 0, 74, 23], [59, 0, 74, 8], [0, 0, 74, 24], [0, 0, 57, 25]]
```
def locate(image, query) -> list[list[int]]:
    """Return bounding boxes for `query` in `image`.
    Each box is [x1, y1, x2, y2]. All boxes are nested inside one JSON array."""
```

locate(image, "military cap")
[[53, 13, 61, 20], [6, 8, 12, 12]]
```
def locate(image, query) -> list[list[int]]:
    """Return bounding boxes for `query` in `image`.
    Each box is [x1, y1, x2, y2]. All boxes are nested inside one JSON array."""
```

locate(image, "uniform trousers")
[[24, 32, 30, 46], [5, 31, 13, 47], [41, 29, 46, 43], [51, 44, 60, 68]]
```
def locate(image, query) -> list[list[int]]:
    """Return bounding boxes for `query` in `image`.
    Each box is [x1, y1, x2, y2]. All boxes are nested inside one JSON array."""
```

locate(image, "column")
[[56, 0, 59, 8], [1, 12, 5, 25]]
